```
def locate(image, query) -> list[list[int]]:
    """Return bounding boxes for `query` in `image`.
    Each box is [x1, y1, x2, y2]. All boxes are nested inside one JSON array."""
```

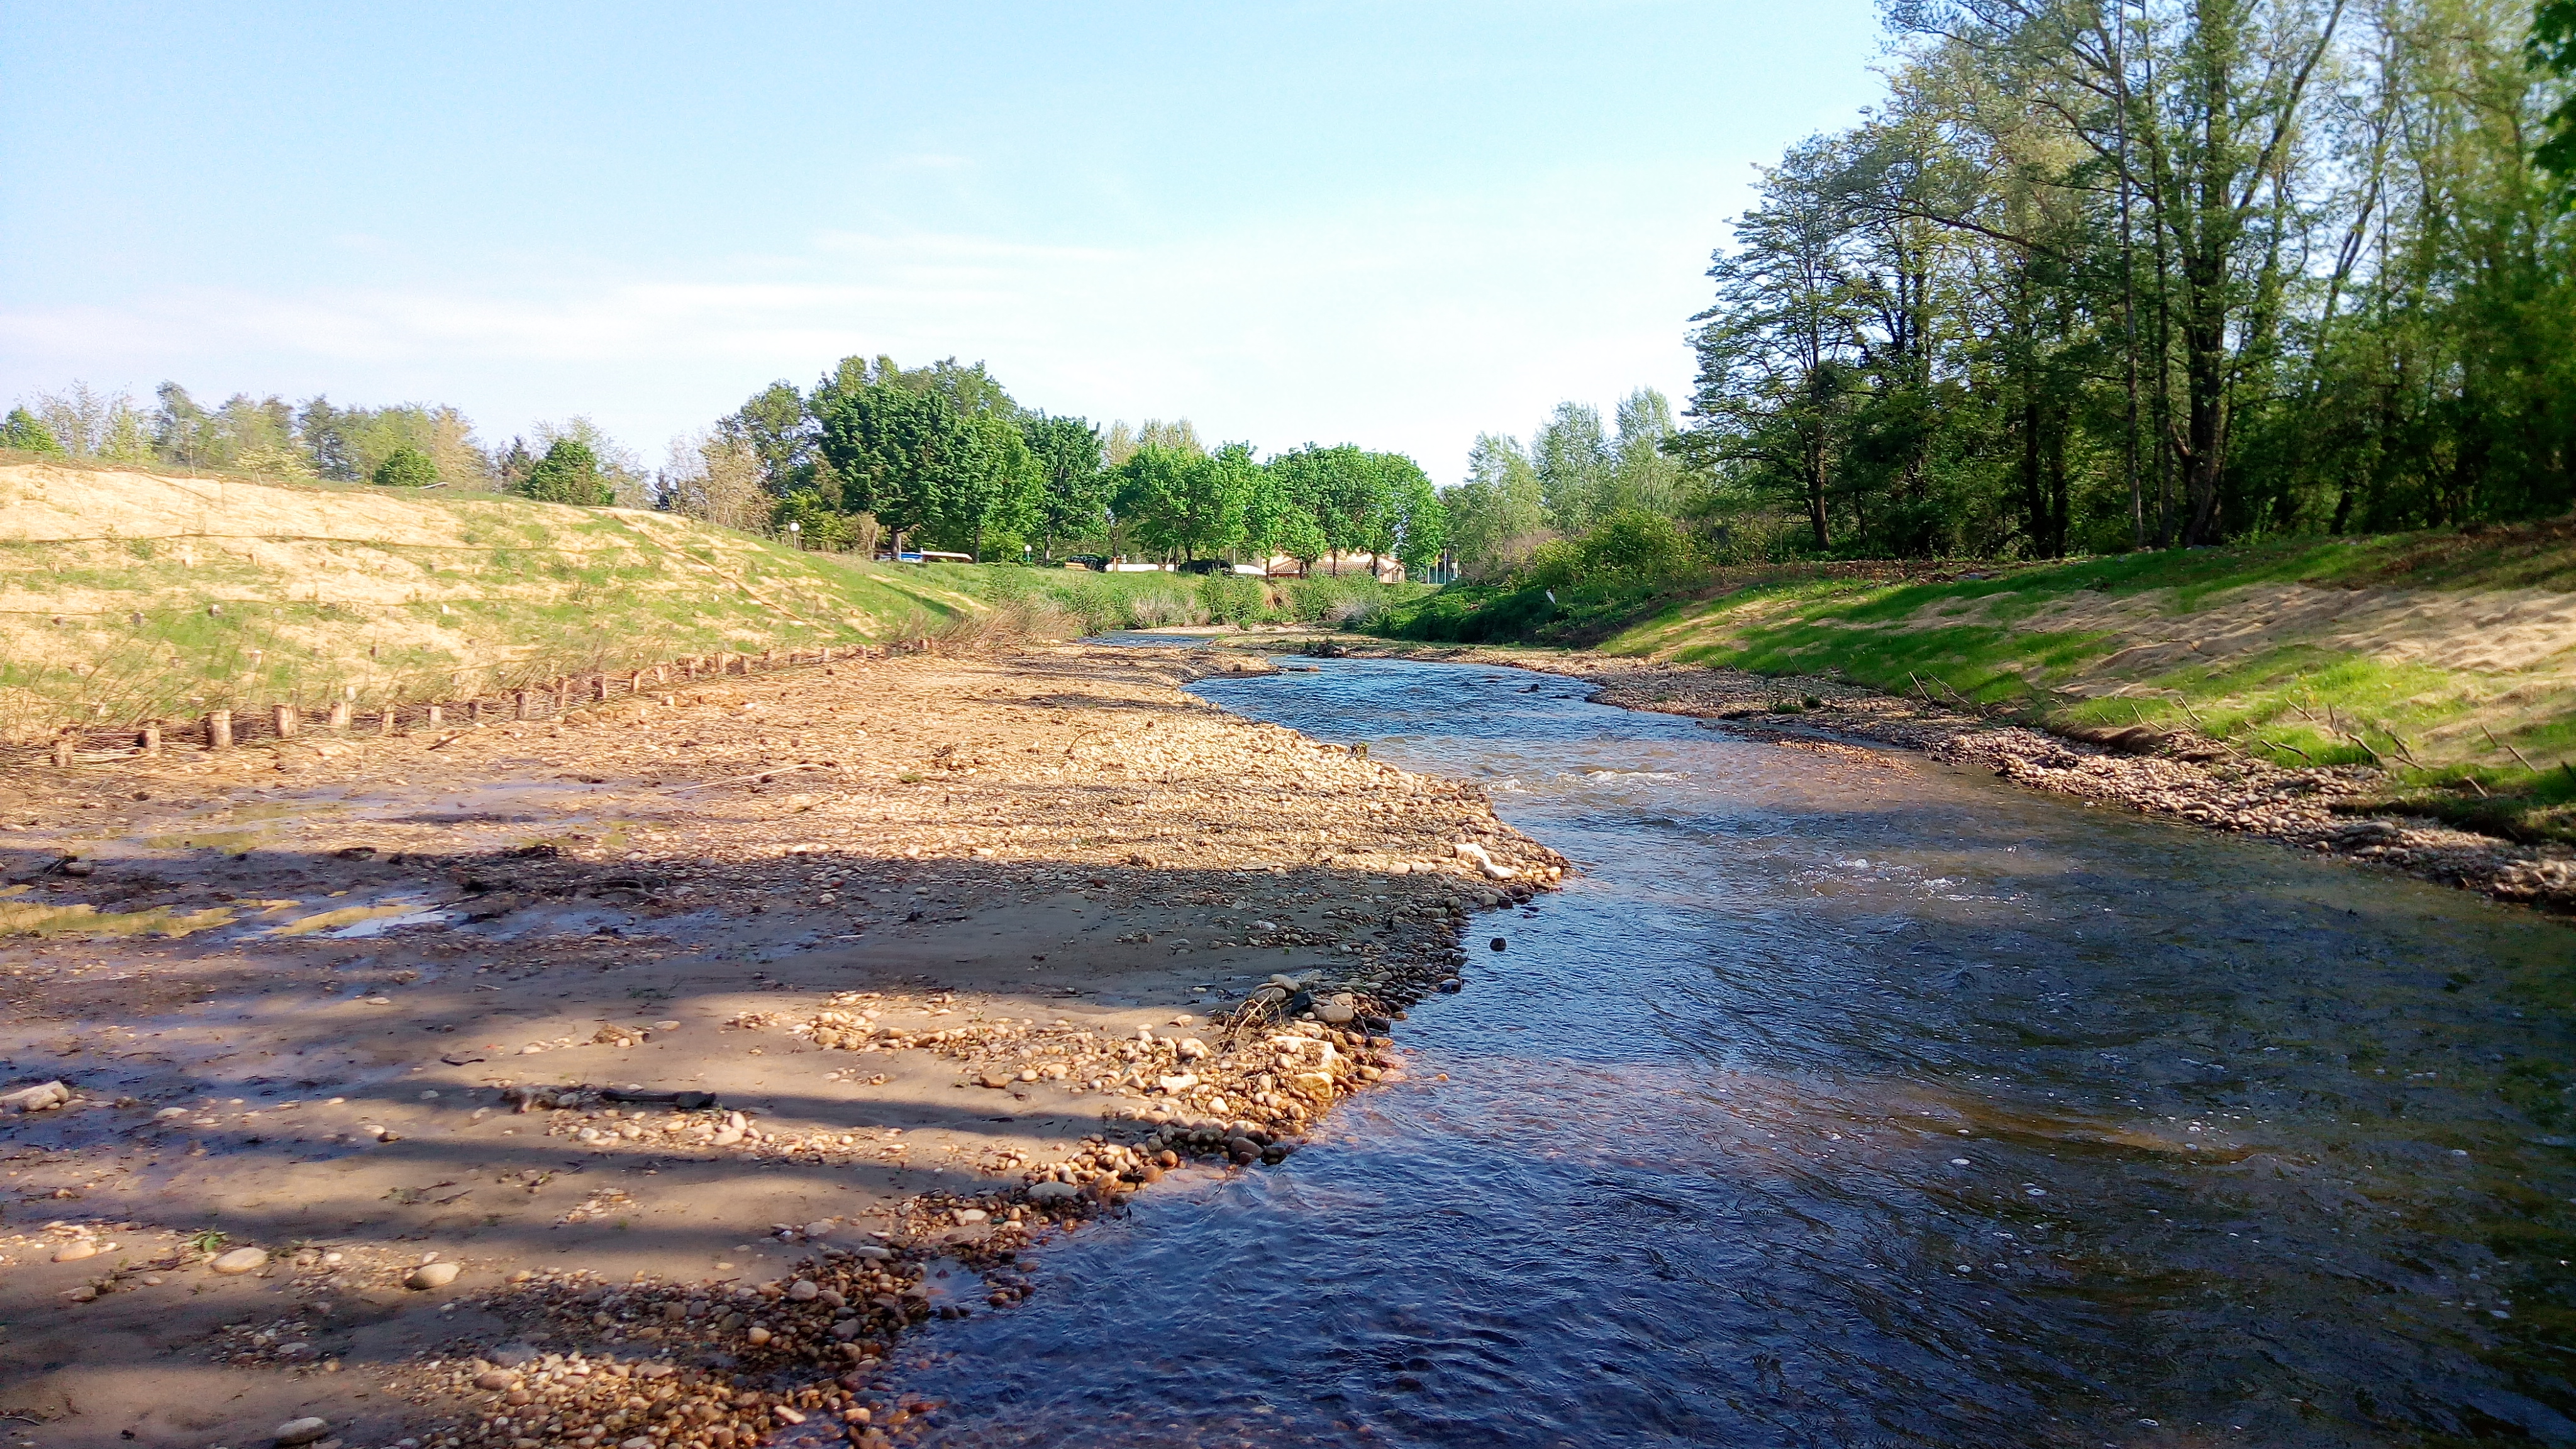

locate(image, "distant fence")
[[5, 641, 911, 770]]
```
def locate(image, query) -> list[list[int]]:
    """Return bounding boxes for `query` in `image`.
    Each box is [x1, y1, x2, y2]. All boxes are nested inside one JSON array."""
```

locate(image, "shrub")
[[2, 406, 65, 455], [1197, 573, 1266, 626], [372, 446, 438, 487], [515, 439, 614, 506], [1518, 510, 1694, 588]]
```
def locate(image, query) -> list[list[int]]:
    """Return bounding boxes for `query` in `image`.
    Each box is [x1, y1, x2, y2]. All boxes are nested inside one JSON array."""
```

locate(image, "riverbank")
[[1284, 638, 2576, 918], [0, 643, 1562, 1449]]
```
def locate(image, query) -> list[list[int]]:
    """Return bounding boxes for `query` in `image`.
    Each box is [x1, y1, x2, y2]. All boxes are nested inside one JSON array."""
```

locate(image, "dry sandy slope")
[[0, 464, 980, 738], [0, 644, 1560, 1449]]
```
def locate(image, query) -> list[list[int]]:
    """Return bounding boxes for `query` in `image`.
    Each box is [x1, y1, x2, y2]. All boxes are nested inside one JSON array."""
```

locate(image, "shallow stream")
[[889, 658, 2576, 1446]]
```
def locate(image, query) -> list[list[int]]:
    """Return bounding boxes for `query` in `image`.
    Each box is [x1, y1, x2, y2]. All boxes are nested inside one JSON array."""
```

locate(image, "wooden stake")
[[515, 690, 532, 720], [140, 721, 162, 755], [328, 701, 351, 730], [208, 709, 232, 750], [2480, 723, 2538, 774], [52, 734, 75, 768], [428, 704, 444, 726], [274, 703, 298, 739]]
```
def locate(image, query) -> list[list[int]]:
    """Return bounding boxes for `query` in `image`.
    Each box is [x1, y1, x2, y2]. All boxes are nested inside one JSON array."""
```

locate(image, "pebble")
[[52, 1241, 99, 1262], [474, 1370, 517, 1391], [1027, 1181, 1080, 1202], [275, 1418, 330, 1446], [0, 1079, 70, 1113], [210, 1246, 270, 1274], [406, 1260, 462, 1290]]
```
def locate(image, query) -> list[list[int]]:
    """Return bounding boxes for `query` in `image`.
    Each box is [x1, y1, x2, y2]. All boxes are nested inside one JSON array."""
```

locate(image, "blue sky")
[[1, 1, 1885, 480]]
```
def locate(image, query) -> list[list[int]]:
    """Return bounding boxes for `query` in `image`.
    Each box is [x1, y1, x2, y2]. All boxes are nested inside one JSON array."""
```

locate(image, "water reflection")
[[888, 659, 2576, 1447]]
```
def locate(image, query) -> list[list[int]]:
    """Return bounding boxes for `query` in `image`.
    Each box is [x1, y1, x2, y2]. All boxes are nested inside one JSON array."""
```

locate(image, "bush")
[[515, 439, 614, 506], [1283, 573, 1397, 624], [1519, 510, 1694, 588], [2, 406, 64, 455], [371, 446, 438, 487], [1197, 573, 1265, 625], [1372, 584, 1558, 642]]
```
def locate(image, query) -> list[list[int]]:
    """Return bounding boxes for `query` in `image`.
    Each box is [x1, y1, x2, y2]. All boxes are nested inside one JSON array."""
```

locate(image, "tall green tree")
[[1019, 413, 1109, 556], [1445, 433, 1550, 577], [1114, 443, 1252, 560]]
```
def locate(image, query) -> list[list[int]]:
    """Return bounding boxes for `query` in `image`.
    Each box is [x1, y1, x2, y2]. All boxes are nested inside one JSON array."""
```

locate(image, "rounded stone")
[[210, 1246, 270, 1275], [275, 1417, 330, 1446], [406, 1261, 462, 1290], [52, 1241, 99, 1262]]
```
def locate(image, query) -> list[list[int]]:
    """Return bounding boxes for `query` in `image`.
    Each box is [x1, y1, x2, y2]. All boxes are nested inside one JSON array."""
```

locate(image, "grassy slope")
[[1375, 519, 2576, 838], [0, 459, 984, 738]]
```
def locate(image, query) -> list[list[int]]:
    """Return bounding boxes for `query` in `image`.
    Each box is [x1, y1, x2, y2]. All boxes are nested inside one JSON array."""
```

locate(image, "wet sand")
[[0, 643, 1562, 1449]]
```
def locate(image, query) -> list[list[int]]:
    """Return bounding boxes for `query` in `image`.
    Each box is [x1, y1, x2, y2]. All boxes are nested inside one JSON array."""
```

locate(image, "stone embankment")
[[1322, 643, 2575, 916], [0, 642, 1562, 1449]]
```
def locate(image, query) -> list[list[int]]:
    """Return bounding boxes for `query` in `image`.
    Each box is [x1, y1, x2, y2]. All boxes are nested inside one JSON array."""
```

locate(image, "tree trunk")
[[1807, 447, 1830, 551]]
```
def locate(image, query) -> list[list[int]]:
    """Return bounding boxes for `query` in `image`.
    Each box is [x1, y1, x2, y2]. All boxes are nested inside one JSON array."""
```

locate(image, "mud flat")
[[0, 644, 1562, 1449], [1297, 641, 2576, 916]]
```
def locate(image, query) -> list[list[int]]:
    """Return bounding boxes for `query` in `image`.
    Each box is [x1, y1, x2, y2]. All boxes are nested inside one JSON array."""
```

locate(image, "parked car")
[[1177, 558, 1231, 575], [1059, 555, 1109, 572]]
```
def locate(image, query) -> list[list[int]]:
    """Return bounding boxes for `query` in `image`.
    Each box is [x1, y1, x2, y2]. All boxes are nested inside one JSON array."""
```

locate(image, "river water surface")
[[889, 657, 2576, 1447]]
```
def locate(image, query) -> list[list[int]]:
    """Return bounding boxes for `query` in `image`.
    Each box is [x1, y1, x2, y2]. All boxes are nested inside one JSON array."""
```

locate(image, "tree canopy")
[[1656, 0, 2575, 557]]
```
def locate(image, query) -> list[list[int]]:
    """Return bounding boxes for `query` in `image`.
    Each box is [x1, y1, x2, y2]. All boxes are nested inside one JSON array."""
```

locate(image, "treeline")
[[682, 355, 1447, 572], [2, 380, 650, 504], [6, 359, 1448, 574], [1441, 389, 1687, 578], [1669, 0, 2576, 558]]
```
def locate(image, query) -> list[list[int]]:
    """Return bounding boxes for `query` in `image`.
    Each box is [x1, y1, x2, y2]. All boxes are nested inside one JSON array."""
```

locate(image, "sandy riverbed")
[[0, 643, 1562, 1449]]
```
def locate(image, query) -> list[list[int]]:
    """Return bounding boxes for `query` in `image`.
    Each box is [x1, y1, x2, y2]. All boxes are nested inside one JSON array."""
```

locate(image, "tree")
[[1114, 443, 1250, 560], [1606, 389, 1683, 517], [1679, 136, 1866, 551], [1532, 402, 1615, 530], [2, 406, 64, 455], [722, 380, 818, 494], [660, 431, 770, 531], [516, 439, 614, 505], [1019, 413, 1109, 557], [372, 445, 438, 487], [2541, 0, 2576, 182], [1379, 452, 1448, 578], [1445, 433, 1550, 577]]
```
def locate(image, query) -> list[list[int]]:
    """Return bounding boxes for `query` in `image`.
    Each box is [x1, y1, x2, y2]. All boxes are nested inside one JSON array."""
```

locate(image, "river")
[[882, 656, 2576, 1447]]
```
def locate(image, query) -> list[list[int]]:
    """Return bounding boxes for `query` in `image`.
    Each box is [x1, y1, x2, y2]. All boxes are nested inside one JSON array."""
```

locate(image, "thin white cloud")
[[0, 163, 1741, 479]]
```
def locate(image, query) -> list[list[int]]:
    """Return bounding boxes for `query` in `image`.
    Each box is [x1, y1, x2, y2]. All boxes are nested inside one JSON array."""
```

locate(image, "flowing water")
[[887, 658, 2576, 1447]]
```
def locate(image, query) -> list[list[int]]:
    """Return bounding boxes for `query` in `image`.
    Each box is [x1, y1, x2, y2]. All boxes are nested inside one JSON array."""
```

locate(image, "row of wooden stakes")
[[28, 641, 905, 768]]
